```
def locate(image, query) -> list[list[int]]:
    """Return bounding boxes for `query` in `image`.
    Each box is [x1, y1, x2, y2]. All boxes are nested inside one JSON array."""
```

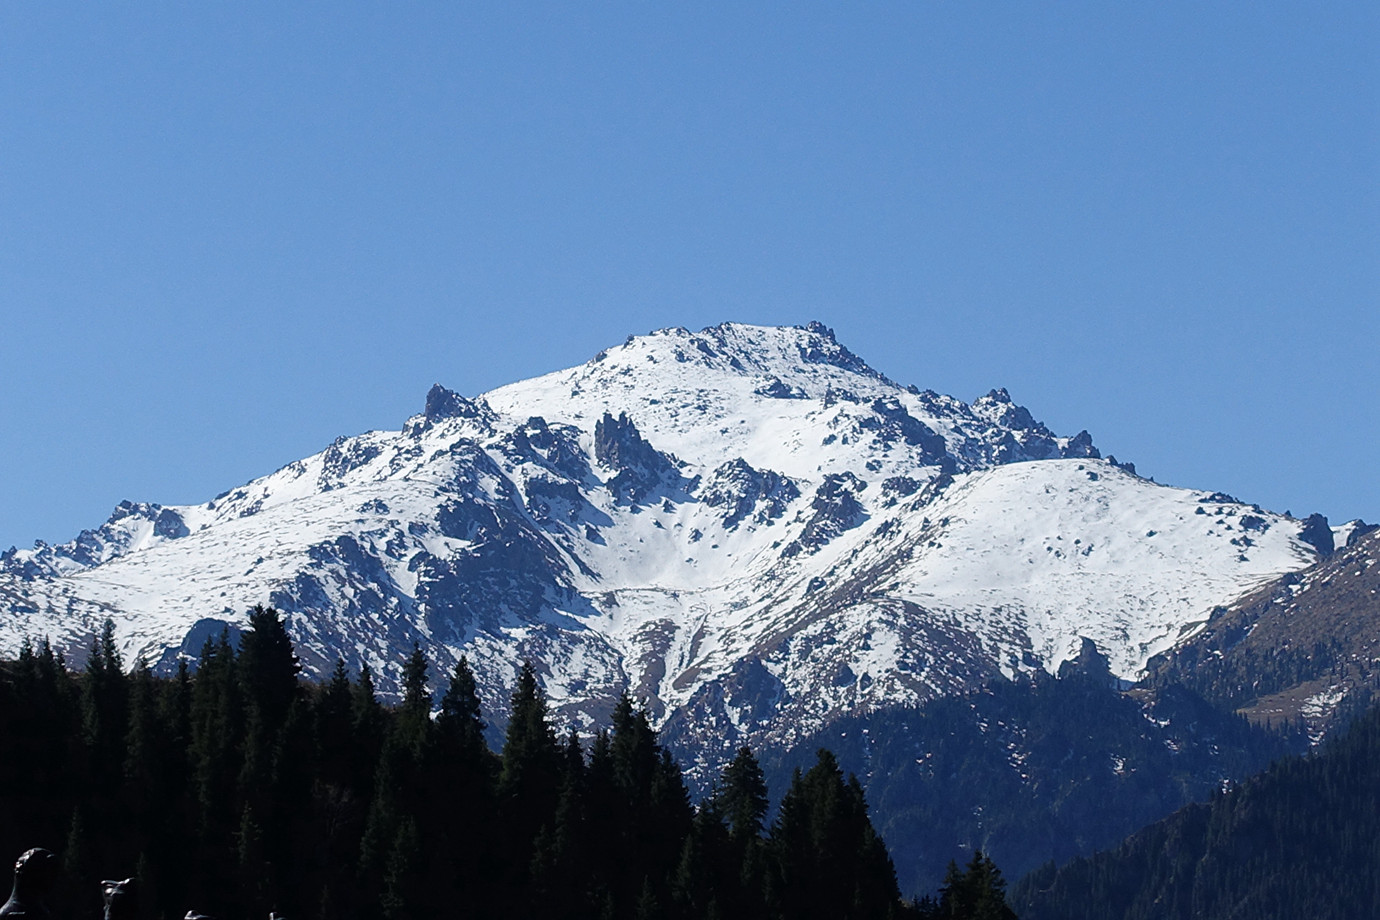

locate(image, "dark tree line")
[[0, 608, 1011, 919]]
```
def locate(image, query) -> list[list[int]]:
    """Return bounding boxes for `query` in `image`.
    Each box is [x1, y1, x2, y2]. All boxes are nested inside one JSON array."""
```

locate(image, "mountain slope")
[[1146, 526, 1380, 741], [0, 322, 1321, 755], [1013, 701, 1380, 920], [759, 647, 1300, 898]]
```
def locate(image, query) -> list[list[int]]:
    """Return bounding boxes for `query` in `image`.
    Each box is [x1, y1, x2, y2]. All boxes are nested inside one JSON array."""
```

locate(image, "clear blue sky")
[[1, 2, 1376, 552]]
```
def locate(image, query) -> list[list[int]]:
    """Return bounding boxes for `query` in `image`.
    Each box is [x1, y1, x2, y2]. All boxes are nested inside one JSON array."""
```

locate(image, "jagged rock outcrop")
[[782, 473, 868, 558], [594, 412, 682, 504], [699, 459, 799, 529], [1297, 512, 1335, 558]]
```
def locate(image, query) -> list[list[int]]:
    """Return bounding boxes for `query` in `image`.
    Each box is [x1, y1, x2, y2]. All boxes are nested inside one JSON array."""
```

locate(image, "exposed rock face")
[[424, 383, 485, 422], [865, 397, 948, 462], [1348, 521, 1379, 548], [1297, 513, 1335, 558], [507, 417, 591, 482], [754, 377, 806, 399], [699, 459, 800, 529], [152, 508, 189, 540], [594, 412, 682, 504], [1063, 429, 1100, 459], [969, 387, 1097, 464], [320, 436, 384, 490], [1057, 636, 1118, 688], [973, 387, 1040, 431], [795, 320, 878, 377], [782, 473, 867, 558], [404, 384, 497, 437]]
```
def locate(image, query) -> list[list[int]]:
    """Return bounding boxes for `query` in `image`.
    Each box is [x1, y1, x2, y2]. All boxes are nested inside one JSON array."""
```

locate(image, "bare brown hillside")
[[1147, 528, 1380, 740]]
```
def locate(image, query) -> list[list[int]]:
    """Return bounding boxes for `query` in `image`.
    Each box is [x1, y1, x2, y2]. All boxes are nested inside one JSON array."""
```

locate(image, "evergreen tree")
[[121, 659, 163, 862], [358, 730, 405, 911], [78, 620, 131, 888], [500, 663, 560, 793], [237, 803, 269, 919], [187, 628, 244, 908], [0, 621, 929, 920], [238, 606, 300, 734], [315, 659, 355, 789], [433, 656, 499, 914], [238, 607, 301, 824], [380, 817, 423, 920], [673, 803, 734, 920], [932, 852, 1015, 920], [699, 747, 771, 919], [1015, 701, 1380, 920], [769, 750, 901, 920], [437, 655, 489, 765], [498, 662, 563, 905], [61, 806, 93, 918], [160, 657, 193, 760], [268, 694, 318, 919], [5, 635, 78, 858], [81, 619, 129, 792], [309, 663, 369, 920], [350, 662, 386, 795], [633, 876, 660, 920], [718, 746, 769, 842], [395, 645, 432, 756], [154, 657, 194, 915], [610, 694, 659, 803]]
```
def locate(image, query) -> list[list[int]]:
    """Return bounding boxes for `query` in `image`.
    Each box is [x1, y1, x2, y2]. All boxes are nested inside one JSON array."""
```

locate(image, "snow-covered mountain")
[[0, 322, 1325, 759]]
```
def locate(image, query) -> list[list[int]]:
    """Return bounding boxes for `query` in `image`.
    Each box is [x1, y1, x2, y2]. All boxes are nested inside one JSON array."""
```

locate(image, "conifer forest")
[[0, 608, 1012, 920]]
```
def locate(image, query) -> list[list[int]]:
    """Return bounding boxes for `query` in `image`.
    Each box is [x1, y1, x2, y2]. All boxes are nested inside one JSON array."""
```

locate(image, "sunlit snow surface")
[[0, 323, 1317, 747]]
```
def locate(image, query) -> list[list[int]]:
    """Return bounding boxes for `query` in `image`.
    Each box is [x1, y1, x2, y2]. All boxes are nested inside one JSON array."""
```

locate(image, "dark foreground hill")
[[755, 642, 1300, 897], [1012, 700, 1380, 920]]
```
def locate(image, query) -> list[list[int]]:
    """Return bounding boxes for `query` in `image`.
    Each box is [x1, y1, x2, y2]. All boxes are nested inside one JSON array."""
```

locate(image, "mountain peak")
[[424, 383, 482, 422], [579, 322, 885, 387], [971, 387, 1044, 434]]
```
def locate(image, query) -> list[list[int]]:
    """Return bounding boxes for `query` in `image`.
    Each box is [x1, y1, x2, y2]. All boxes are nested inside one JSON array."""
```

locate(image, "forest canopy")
[[0, 609, 1013, 920]]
